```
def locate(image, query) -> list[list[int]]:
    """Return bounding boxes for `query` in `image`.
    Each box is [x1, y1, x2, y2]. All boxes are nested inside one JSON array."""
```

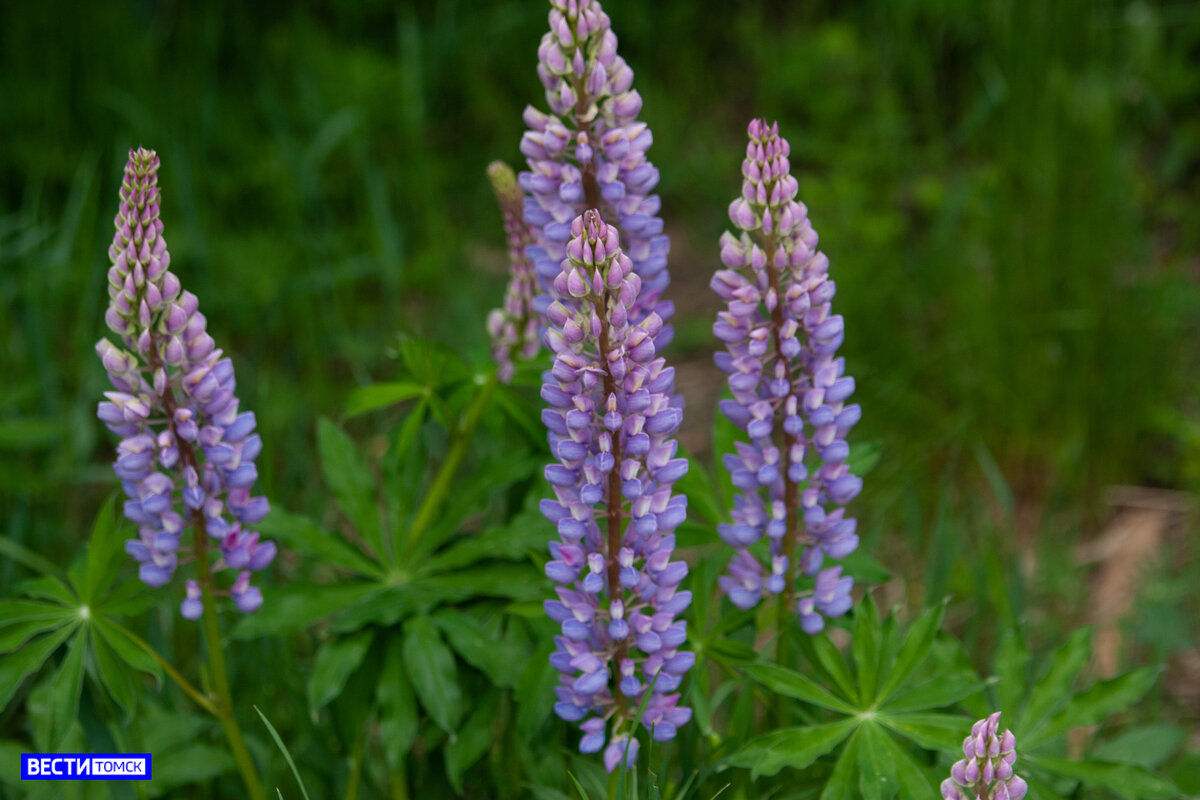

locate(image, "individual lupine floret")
[[519, 0, 673, 349], [540, 210, 692, 770], [95, 147, 274, 618], [486, 161, 541, 382], [713, 119, 862, 633], [942, 712, 1028, 800]]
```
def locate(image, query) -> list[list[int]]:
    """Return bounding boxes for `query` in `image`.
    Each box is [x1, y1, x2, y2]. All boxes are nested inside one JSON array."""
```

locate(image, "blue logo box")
[[21, 754, 152, 780]]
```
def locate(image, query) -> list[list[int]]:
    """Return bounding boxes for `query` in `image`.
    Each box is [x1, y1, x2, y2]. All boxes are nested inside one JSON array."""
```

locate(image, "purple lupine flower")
[[942, 712, 1028, 800], [95, 147, 274, 618], [520, 0, 673, 349], [713, 120, 862, 632], [486, 161, 541, 382], [541, 210, 692, 770]]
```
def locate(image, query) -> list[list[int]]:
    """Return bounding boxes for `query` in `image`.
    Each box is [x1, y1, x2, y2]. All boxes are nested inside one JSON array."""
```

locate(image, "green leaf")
[[853, 594, 881, 703], [378, 638, 419, 770], [516, 644, 557, 738], [317, 418, 385, 561], [93, 620, 162, 684], [328, 584, 434, 632], [89, 626, 138, 715], [254, 706, 312, 800], [741, 664, 857, 714], [837, 550, 893, 586], [255, 508, 382, 577], [422, 564, 547, 602], [230, 582, 376, 639], [882, 675, 993, 713], [83, 493, 124, 603], [879, 712, 970, 751], [396, 335, 471, 388], [803, 630, 859, 704], [0, 535, 68, 581], [877, 726, 937, 797], [704, 637, 759, 667], [1030, 755, 1179, 799], [0, 622, 76, 711], [146, 744, 236, 799], [402, 615, 462, 733], [729, 719, 858, 777], [14, 574, 77, 605], [1091, 724, 1185, 769], [819, 728, 861, 800], [857, 722, 898, 800], [445, 689, 500, 793], [308, 630, 374, 711], [1022, 627, 1091, 732], [992, 627, 1030, 721], [346, 381, 427, 417], [433, 608, 526, 688], [1031, 666, 1161, 746], [425, 505, 550, 573], [875, 599, 946, 702], [0, 599, 75, 625], [0, 617, 72, 654], [93, 580, 159, 617], [44, 631, 86, 748]]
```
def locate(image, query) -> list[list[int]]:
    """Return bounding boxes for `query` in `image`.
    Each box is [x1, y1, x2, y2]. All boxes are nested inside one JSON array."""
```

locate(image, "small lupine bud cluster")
[[942, 713, 1028, 800], [486, 161, 541, 382], [713, 120, 862, 634], [520, 0, 673, 349], [96, 148, 274, 618], [541, 210, 692, 771]]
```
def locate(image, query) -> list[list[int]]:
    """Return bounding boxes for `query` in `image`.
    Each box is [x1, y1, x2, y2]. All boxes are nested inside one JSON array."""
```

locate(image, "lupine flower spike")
[[520, 0, 673, 349], [942, 712, 1028, 800], [713, 120, 862, 633], [96, 147, 274, 619], [486, 161, 541, 382], [541, 210, 692, 770]]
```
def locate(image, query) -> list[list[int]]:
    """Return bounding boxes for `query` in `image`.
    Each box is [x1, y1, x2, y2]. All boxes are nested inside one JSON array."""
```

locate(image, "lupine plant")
[[0, 1, 1190, 799]]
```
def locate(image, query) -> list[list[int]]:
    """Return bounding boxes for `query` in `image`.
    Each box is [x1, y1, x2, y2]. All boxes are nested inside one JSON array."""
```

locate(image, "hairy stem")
[[402, 370, 500, 558], [108, 621, 216, 716], [147, 345, 264, 800]]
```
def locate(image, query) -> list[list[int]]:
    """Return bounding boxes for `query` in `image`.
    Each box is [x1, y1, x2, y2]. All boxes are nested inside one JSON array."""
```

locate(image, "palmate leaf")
[[852, 594, 881, 703], [728, 719, 858, 777], [874, 598, 947, 702], [230, 582, 377, 639], [882, 674, 994, 713], [1029, 755, 1178, 799], [856, 722, 898, 800], [879, 712, 971, 751], [346, 381, 427, 417], [740, 664, 856, 714], [432, 607, 527, 688], [402, 615, 462, 733], [378, 638, 419, 770], [83, 493, 124, 604], [254, 508, 382, 578], [0, 623, 77, 711], [818, 727, 861, 800], [444, 689, 500, 793], [316, 417, 387, 563], [307, 630, 374, 711], [1028, 666, 1162, 746], [876, 723, 938, 797], [1020, 627, 1091, 732]]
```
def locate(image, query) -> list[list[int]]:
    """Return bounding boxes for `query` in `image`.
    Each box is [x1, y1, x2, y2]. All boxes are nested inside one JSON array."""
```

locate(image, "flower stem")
[[402, 370, 499, 558], [108, 621, 216, 716], [194, 516, 266, 800]]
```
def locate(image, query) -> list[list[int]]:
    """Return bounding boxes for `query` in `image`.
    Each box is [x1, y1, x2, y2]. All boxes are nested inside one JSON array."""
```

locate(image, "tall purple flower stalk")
[[942, 712, 1028, 800], [96, 147, 274, 618], [486, 160, 541, 382], [541, 210, 692, 771], [713, 120, 863, 633], [520, 0, 673, 349]]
